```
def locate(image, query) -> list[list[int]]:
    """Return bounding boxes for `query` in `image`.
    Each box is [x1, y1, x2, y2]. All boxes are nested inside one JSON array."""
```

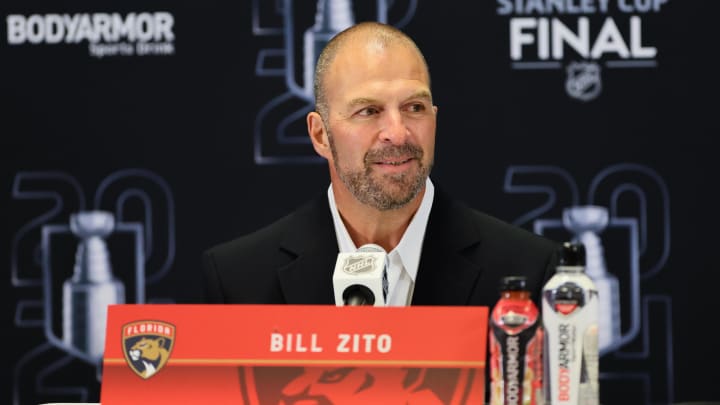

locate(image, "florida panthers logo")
[[122, 320, 175, 379]]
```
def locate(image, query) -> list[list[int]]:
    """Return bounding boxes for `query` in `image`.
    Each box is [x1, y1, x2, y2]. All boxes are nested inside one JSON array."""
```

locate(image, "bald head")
[[313, 21, 430, 122]]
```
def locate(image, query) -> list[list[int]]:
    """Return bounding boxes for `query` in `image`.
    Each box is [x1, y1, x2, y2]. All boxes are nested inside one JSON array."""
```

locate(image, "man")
[[202, 21, 558, 307]]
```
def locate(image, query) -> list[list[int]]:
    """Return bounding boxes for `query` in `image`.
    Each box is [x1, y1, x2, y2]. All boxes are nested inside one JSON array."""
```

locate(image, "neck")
[[333, 184, 425, 253]]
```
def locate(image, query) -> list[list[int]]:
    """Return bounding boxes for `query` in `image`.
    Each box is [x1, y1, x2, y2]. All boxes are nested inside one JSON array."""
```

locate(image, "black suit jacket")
[[202, 186, 559, 307]]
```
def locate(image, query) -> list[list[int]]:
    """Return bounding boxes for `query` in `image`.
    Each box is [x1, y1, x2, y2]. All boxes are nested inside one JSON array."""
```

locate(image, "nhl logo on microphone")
[[343, 256, 376, 274], [333, 245, 389, 307]]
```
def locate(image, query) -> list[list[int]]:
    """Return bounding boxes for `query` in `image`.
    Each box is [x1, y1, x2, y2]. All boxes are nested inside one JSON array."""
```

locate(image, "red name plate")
[[101, 304, 488, 405]]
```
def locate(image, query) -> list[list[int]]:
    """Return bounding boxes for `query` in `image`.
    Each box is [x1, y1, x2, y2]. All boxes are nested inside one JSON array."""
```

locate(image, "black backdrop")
[[2, 1, 718, 404]]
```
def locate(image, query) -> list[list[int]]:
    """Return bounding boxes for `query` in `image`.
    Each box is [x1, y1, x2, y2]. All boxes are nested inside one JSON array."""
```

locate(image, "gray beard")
[[329, 137, 432, 211]]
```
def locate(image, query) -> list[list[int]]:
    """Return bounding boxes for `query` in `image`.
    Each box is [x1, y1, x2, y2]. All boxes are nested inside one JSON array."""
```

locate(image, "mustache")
[[365, 143, 423, 162]]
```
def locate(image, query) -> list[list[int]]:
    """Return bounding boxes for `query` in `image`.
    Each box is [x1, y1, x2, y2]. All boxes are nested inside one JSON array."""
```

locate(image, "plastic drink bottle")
[[489, 276, 544, 405], [542, 242, 600, 405]]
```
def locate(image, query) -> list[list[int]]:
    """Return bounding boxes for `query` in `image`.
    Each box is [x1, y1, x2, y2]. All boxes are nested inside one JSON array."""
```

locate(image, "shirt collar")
[[328, 177, 435, 283]]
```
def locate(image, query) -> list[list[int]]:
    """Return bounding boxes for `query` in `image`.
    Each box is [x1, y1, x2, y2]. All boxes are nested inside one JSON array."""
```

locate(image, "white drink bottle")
[[542, 242, 599, 405]]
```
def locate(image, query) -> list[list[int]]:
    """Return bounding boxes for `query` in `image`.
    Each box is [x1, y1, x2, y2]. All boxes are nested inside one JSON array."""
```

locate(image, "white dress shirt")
[[328, 178, 435, 306]]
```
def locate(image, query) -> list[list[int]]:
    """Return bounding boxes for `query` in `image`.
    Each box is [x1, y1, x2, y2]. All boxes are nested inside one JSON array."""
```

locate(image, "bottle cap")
[[558, 241, 586, 266], [500, 276, 527, 291]]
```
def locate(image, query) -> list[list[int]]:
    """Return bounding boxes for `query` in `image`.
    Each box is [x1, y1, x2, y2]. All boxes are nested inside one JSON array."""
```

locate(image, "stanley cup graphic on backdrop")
[[303, 0, 354, 97], [563, 206, 621, 352], [62, 211, 126, 361]]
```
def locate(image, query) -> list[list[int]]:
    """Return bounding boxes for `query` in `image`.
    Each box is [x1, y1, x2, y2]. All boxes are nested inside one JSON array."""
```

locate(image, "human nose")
[[378, 109, 409, 144]]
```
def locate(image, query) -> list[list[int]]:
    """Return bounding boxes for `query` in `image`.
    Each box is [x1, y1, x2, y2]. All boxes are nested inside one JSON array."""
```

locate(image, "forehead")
[[324, 38, 430, 101]]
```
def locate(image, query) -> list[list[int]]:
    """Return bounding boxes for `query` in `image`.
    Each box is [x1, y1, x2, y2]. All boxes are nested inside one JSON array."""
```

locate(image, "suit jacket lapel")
[[274, 187, 485, 306], [412, 188, 484, 305], [276, 195, 338, 304]]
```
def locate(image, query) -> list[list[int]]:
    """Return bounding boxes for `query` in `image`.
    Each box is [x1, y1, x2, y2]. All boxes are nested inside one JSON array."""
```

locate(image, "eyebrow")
[[408, 90, 433, 102], [346, 90, 433, 109], [346, 97, 377, 109]]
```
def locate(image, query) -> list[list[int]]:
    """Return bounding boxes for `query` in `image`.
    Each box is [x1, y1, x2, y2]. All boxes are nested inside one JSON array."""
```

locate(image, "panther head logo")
[[277, 367, 443, 405], [240, 366, 483, 404], [122, 320, 175, 379]]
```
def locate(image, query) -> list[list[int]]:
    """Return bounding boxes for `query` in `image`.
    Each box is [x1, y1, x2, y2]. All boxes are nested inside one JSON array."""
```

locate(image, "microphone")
[[332, 244, 389, 306]]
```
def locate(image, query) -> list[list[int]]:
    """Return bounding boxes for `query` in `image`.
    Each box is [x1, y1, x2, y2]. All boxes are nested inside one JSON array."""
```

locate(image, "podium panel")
[[101, 304, 488, 405]]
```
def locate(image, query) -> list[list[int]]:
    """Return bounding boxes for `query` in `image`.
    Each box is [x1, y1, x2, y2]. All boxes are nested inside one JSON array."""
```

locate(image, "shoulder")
[[431, 186, 560, 302], [468, 206, 557, 252], [203, 193, 329, 265], [201, 193, 333, 303], [431, 185, 559, 271], [434, 186, 557, 249]]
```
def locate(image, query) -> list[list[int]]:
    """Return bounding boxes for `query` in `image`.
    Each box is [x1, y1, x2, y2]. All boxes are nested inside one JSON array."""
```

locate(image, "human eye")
[[405, 101, 428, 114], [356, 106, 380, 117], [410, 103, 425, 112]]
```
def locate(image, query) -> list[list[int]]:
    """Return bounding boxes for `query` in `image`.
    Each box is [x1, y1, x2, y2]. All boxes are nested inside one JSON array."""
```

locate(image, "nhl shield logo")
[[343, 256, 375, 274], [122, 320, 176, 379], [565, 61, 602, 102]]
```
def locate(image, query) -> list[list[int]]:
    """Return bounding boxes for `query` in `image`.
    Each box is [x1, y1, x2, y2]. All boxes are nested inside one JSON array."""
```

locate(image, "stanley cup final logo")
[[496, 1, 669, 101]]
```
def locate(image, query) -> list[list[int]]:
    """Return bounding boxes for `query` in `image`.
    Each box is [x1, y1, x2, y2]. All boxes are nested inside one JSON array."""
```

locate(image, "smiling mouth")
[[366, 143, 423, 168], [376, 158, 413, 166]]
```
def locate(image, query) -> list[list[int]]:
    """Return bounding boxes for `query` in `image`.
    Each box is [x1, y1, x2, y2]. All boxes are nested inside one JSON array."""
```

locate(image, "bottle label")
[[489, 300, 543, 405], [542, 275, 599, 405]]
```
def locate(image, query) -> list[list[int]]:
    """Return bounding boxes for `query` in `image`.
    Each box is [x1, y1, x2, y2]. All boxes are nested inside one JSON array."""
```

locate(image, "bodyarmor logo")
[[501, 312, 528, 327], [5, 12, 176, 58], [122, 320, 175, 379], [497, 0, 669, 101]]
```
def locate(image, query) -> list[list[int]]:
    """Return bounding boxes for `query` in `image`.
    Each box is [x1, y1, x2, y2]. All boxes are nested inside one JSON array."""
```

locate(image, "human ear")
[[307, 111, 332, 159]]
